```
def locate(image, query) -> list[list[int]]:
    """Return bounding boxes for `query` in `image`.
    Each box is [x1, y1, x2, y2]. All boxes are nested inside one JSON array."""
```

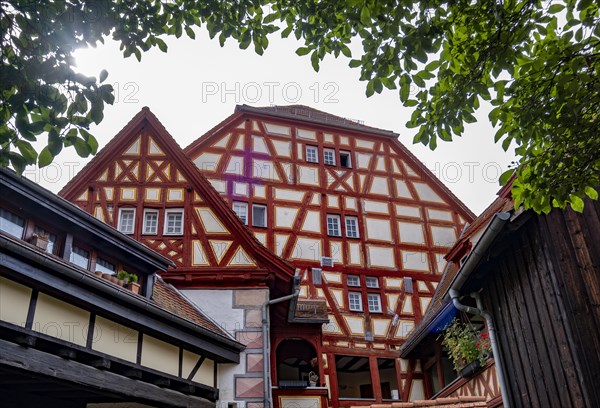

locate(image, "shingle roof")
[[152, 276, 232, 340], [235, 104, 399, 138]]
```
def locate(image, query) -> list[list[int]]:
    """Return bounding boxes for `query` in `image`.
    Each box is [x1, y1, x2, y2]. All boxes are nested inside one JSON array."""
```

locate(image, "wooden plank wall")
[[480, 202, 600, 408]]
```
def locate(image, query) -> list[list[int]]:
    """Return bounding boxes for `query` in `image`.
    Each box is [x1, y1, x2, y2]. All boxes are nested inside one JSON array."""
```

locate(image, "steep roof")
[[152, 276, 232, 339], [59, 107, 296, 285], [185, 104, 475, 221]]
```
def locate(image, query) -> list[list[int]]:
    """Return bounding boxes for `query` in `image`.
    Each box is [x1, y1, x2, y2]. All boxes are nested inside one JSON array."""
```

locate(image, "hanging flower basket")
[[440, 318, 491, 376]]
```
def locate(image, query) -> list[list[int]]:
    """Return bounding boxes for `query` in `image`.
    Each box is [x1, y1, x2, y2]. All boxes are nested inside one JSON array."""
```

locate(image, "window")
[[233, 202, 248, 225], [312, 268, 322, 284], [164, 209, 184, 235], [335, 355, 373, 398], [368, 294, 382, 312], [324, 148, 336, 165], [34, 226, 57, 254], [327, 214, 341, 236], [345, 216, 359, 238], [0, 208, 25, 238], [70, 246, 90, 269], [306, 145, 318, 163], [347, 275, 360, 287], [118, 208, 135, 234], [340, 151, 352, 168], [366, 276, 379, 288], [95, 257, 115, 275], [349, 292, 363, 311], [143, 209, 159, 234], [252, 204, 267, 227]]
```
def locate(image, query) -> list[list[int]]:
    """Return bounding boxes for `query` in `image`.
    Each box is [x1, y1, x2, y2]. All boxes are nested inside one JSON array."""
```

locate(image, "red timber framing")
[[59, 107, 295, 296], [184, 105, 475, 405]]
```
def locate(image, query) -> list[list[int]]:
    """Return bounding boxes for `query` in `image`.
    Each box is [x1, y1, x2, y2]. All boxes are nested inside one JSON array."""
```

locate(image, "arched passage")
[[276, 338, 318, 385]]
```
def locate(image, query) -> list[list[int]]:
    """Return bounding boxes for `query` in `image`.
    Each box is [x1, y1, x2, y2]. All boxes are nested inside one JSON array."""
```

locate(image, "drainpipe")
[[262, 279, 301, 408], [447, 212, 511, 408]]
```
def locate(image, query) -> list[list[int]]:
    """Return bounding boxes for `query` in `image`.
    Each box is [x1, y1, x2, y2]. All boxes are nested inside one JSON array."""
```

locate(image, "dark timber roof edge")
[[0, 167, 175, 271]]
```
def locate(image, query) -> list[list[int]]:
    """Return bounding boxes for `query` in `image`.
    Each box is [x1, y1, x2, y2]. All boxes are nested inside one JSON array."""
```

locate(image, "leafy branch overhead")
[[1, 0, 598, 213]]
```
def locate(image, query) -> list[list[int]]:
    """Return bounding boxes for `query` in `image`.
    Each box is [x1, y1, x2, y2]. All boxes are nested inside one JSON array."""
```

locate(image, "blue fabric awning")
[[428, 301, 458, 335]]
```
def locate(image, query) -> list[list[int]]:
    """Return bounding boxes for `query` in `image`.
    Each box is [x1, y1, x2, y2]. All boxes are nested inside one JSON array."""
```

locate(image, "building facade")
[[60, 105, 474, 408]]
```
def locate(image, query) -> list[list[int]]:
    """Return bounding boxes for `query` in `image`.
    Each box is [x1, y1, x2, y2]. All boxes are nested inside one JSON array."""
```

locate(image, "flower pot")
[[126, 282, 141, 294], [30, 235, 49, 251], [94, 271, 103, 277], [109, 276, 120, 284], [309, 381, 317, 387], [460, 359, 482, 378], [101, 273, 112, 281]]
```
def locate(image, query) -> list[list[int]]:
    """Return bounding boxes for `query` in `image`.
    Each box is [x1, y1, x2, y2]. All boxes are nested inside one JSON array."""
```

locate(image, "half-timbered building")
[[59, 105, 474, 408], [0, 166, 244, 407], [183, 104, 474, 406]]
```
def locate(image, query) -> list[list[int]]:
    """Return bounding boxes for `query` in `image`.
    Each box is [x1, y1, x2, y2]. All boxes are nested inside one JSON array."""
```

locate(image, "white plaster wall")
[[182, 290, 241, 337]]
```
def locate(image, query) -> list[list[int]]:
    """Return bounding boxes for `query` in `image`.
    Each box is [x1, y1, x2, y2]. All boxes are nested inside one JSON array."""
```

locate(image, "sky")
[[24, 28, 516, 215]]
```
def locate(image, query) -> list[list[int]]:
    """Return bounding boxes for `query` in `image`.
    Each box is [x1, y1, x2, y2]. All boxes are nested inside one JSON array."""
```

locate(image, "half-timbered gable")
[[60, 107, 295, 291], [185, 105, 475, 405]]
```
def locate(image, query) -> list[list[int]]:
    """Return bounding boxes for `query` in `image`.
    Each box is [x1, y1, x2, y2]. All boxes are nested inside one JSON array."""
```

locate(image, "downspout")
[[262, 280, 301, 408], [447, 212, 511, 408]]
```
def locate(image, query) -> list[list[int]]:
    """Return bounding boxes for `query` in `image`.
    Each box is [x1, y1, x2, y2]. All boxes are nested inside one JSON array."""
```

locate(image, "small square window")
[[118, 208, 135, 234], [365, 277, 379, 288], [347, 275, 360, 287], [349, 292, 363, 311], [306, 145, 319, 163], [367, 294, 382, 313], [324, 148, 336, 166], [340, 151, 352, 168], [252, 204, 267, 227], [143, 209, 159, 235], [164, 209, 184, 235], [70, 246, 90, 269], [327, 214, 341, 237], [345, 216, 359, 238], [233, 202, 248, 225]]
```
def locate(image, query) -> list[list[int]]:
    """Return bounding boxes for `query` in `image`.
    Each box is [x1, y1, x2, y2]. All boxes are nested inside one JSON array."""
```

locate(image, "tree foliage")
[[1, 0, 598, 213]]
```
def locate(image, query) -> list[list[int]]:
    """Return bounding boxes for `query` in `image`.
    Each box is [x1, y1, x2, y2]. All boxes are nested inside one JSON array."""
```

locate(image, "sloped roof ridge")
[[152, 276, 235, 340]]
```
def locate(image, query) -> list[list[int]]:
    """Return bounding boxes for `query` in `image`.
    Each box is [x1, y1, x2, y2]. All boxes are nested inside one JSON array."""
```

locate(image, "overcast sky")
[[25, 28, 516, 215]]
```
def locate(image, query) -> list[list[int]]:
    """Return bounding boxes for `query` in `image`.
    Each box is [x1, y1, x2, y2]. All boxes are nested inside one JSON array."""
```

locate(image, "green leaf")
[[155, 38, 168, 52], [499, 169, 514, 185], [548, 4, 565, 13], [185, 26, 196, 39], [16, 140, 37, 164], [585, 186, 598, 200], [296, 47, 311, 56], [360, 7, 371, 25], [569, 195, 584, 213], [38, 146, 54, 167]]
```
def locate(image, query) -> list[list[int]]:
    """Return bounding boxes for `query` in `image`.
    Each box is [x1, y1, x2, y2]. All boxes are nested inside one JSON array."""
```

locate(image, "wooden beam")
[[58, 348, 77, 360], [0, 339, 214, 408]]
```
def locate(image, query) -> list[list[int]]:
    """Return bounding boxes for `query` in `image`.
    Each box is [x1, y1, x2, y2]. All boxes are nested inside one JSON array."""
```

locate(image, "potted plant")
[[308, 371, 319, 387], [441, 318, 491, 378], [117, 270, 129, 286], [125, 273, 141, 294]]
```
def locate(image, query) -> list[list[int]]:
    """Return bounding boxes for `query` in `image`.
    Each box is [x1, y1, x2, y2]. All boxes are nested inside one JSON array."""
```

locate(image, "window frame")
[[365, 276, 379, 288], [95, 256, 116, 276], [142, 209, 160, 235], [252, 204, 267, 228], [117, 208, 136, 234], [70, 245, 91, 269], [347, 275, 361, 287], [323, 148, 336, 166], [340, 150, 352, 168], [233, 201, 248, 225], [306, 145, 319, 163], [345, 216, 359, 238], [348, 292, 363, 312], [326, 214, 341, 237], [164, 208, 184, 236], [0, 207, 26, 239], [367, 293, 382, 313]]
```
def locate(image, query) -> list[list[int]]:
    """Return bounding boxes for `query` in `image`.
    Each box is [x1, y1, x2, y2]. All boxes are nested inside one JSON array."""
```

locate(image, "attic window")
[[340, 151, 352, 168]]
